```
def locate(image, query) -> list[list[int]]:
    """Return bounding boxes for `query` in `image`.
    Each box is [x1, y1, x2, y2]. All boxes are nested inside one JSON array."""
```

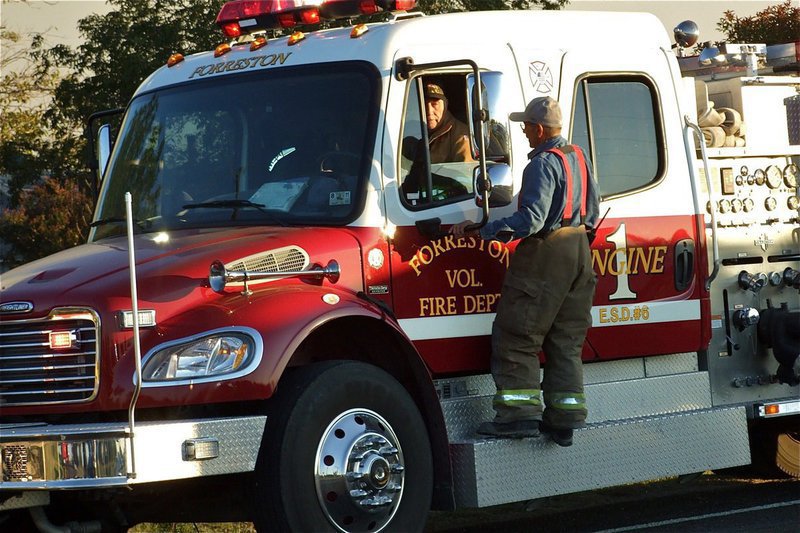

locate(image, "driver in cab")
[[424, 82, 473, 164], [401, 82, 474, 202]]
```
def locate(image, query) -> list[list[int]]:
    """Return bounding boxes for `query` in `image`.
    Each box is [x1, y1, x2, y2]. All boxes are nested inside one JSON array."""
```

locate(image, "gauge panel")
[[765, 165, 782, 189], [784, 163, 798, 188]]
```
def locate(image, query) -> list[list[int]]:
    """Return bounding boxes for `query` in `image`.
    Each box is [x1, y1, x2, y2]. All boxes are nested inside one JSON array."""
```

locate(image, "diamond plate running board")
[[450, 406, 750, 508]]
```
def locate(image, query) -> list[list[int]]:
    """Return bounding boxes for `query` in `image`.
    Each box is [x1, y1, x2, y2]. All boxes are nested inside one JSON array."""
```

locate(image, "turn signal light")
[[765, 404, 780, 415], [167, 53, 185, 67], [351, 24, 369, 38], [214, 43, 232, 57], [250, 36, 268, 51], [288, 31, 306, 45]]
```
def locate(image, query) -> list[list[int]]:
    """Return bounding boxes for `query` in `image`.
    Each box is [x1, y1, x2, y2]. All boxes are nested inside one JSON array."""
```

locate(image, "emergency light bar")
[[216, 0, 417, 37]]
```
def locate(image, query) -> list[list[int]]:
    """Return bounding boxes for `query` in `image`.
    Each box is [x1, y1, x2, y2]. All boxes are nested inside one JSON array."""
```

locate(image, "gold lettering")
[[418, 245, 434, 266], [445, 269, 482, 288], [599, 308, 608, 323], [652, 246, 667, 273], [627, 247, 642, 274], [409, 256, 422, 276], [418, 296, 456, 317], [432, 238, 447, 257], [607, 248, 625, 276], [592, 248, 610, 276]]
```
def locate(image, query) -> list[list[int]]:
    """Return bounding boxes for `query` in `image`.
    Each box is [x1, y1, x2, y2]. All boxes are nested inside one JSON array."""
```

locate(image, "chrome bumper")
[[0, 416, 266, 490]]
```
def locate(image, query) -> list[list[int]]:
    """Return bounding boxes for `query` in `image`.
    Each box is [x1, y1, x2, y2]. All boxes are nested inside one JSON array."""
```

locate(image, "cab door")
[[559, 48, 706, 360], [383, 45, 523, 375]]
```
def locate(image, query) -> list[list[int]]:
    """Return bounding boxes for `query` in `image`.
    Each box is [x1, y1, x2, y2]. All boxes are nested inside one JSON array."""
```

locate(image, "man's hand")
[[450, 220, 478, 237]]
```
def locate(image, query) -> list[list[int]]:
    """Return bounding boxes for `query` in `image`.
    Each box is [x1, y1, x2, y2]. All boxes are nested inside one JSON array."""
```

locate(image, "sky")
[[0, 0, 781, 55]]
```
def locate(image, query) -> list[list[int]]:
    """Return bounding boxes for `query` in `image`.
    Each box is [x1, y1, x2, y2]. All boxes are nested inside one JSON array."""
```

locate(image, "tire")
[[252, 360, 433, 532]]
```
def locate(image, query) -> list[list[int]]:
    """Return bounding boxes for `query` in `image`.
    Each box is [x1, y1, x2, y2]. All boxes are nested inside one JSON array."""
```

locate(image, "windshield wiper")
[[182, 199, 288, 226], [90, 217, 146, 231]]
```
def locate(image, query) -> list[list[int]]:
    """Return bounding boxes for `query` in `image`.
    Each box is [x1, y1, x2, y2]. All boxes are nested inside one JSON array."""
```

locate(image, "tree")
[[1, 1, 228, 268], [0, 29, 92, 270], [419, 0, 566, 15], [0, 30, 59, 202], [38, 0, 228, 127], [0, 179, 92, 266], [717, 0, 799, 45]]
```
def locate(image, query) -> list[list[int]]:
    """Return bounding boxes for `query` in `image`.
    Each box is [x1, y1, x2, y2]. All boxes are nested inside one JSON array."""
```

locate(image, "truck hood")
[[0, 226, 364, 318]]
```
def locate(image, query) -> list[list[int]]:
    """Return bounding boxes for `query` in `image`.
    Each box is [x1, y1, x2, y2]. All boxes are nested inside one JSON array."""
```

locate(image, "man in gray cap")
[[451, 96, 598, 446]]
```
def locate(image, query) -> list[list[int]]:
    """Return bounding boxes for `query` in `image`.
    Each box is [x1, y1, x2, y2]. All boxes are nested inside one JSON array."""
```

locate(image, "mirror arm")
[[466, 66, 489, 233]]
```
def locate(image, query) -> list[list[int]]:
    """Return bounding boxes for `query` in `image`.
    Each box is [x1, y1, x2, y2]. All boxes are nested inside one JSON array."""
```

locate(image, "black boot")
[[539, 422, 573, 447], [476, 419, 540, 439]]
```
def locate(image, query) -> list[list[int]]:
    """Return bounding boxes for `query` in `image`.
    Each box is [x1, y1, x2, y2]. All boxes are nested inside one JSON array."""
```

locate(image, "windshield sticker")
[[329, 191, 351, 206], [189, 52, 293, 79], [529, 60, 553, 94]]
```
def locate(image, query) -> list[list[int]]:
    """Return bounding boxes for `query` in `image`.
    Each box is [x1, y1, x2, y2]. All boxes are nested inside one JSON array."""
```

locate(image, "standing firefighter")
[[452, 96, 599, 446]]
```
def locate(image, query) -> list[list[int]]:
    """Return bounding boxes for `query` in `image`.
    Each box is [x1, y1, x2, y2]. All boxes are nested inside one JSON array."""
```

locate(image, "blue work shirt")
[[479, 135, 599, 242]]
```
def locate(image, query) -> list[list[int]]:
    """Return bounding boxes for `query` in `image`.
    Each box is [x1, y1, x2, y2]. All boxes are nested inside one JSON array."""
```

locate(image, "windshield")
[[90, 62, 379, 241]]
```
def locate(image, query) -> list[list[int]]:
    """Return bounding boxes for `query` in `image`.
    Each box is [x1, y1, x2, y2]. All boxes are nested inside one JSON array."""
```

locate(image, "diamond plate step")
[[440, 372, 713, 441], [450, 406, 750, 508]]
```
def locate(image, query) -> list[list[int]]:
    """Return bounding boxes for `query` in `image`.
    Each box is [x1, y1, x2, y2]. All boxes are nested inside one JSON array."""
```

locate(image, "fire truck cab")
[[1, 2, 798, 531]]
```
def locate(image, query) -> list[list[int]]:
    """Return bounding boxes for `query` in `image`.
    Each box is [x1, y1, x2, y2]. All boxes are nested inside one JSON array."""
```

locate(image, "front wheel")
[[252, 361, 433, 532]]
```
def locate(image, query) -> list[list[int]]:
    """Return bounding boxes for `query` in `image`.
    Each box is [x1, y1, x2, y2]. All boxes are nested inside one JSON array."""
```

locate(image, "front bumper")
[[0, 416, 266, 490]]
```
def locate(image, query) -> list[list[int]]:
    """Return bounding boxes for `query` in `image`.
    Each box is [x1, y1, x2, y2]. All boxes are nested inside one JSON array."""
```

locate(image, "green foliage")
[[38, 0, 227, 127], [717, 0, 799, 45], [0, 31, 60, 202], [419, 0, 566, 15], [0, 179, 92, 267]]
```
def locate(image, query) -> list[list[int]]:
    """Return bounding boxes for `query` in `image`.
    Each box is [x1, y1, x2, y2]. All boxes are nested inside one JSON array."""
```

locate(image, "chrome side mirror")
[[474, 163, 513, 208], [96, 124, 112, 182]]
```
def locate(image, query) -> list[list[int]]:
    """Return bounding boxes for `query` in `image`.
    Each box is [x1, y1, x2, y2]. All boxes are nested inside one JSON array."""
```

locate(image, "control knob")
[[784, 267, 800, 290], [738, 270, 766, 293], [732, 307, 760, 331]]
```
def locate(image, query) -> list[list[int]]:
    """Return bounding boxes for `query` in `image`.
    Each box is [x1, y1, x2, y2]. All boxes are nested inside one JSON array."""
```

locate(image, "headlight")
[[142, 332, 255, 382]]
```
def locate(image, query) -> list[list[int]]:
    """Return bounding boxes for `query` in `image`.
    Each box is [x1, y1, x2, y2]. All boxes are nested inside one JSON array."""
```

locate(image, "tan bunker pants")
[[491, 226, 596, 429]]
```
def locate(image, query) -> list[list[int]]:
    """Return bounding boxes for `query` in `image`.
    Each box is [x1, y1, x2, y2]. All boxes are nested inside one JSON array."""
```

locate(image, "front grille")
[[0, 308, 100, 407]]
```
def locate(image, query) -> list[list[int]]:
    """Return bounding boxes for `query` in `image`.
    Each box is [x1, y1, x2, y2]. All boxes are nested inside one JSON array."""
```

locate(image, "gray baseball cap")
[[509, 96, 562, 128]]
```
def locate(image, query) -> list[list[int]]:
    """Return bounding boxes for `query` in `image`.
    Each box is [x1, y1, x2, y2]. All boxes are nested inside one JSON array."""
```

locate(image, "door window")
[[571, 76, 664, 198], [398, 75, 477, 209]]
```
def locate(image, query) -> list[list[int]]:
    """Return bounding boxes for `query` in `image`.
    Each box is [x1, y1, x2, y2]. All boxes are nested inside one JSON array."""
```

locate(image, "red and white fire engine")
[[1, 1, 798, 531]]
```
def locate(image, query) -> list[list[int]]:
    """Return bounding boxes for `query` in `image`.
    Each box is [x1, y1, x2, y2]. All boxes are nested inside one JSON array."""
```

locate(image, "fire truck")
[[1, 1, 798, 531]]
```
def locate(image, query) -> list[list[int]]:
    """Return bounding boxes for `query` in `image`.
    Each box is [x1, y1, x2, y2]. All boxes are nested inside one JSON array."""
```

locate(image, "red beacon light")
[[216, 0, 416, 37]]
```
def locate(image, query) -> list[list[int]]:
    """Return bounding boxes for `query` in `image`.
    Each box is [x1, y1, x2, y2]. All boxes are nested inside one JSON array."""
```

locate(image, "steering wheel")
[[319, 151, 361, 176], [431, 174, 469, 201]]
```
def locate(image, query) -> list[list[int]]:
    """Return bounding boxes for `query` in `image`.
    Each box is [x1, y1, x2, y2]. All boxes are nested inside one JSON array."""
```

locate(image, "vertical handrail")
[[684, 116, 720, 290], [125, 192, 144, 479]]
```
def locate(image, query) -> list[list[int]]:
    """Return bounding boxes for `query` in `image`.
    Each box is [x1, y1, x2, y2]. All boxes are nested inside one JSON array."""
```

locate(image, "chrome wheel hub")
[[315, 409, 405, 532]]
